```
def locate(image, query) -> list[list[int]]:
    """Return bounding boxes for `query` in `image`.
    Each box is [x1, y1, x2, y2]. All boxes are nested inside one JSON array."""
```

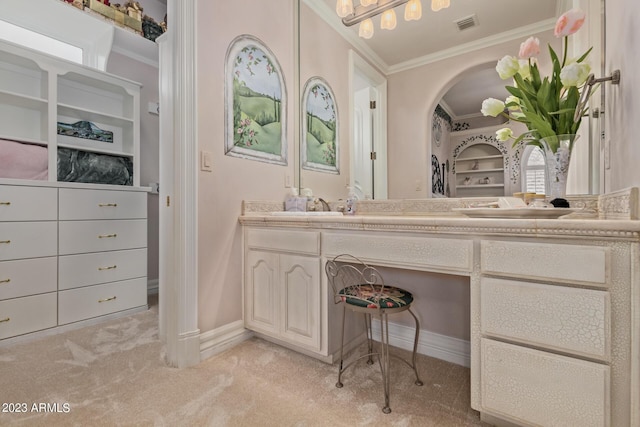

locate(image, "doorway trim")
[[349, 50, 388, 199], [160, 0, 200, 368]]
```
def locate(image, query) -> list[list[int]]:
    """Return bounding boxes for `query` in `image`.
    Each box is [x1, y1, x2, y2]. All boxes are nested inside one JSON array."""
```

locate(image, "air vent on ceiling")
[[455, 14, 478, 31]]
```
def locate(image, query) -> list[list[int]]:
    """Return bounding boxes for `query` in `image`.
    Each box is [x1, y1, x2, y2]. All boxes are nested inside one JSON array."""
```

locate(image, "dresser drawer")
[[481, 240, 609, 287], [0, 257, 57, 300], [59, 219, 147, 255], [247, 228, 320, 255], [59, 188, 147, 220], [481, 338, 609, 427], [59, 248, 147, 290], [481, 277, 610, 360], [58, 277, 147, 325], [0, 222, 57, 261], [0, 293, 57, 340], [0, 185, 57, 221]]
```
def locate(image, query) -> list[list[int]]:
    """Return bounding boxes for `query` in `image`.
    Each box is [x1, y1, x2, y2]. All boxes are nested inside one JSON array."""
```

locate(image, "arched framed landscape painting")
[[301, 77, 339, 174], [225, 35, 287, 165]]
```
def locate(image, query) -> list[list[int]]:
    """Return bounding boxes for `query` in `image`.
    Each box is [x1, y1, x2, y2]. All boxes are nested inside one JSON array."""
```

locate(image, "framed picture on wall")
[[224, 35, 287, 165], [301, 77, 339, 174]]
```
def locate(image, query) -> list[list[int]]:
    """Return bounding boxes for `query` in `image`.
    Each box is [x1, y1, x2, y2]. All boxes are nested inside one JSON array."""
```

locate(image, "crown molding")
[[303, 3, 557, 77], [387, 18, 557, 74]]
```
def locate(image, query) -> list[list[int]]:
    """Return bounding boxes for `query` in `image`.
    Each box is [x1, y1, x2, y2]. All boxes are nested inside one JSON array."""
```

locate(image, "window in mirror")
[[301, 77, 339, 174], [522, 145, 546, 194]]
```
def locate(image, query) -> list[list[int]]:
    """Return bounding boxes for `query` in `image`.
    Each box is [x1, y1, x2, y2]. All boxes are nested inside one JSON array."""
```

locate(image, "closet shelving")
[[455, 146, 506, 196]]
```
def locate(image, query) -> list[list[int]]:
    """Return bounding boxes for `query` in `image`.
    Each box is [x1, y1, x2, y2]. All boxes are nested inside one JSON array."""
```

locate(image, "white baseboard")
[[147, 278, 159, 295], [199, 320, 253, 361], [371, 321, 470, 368]]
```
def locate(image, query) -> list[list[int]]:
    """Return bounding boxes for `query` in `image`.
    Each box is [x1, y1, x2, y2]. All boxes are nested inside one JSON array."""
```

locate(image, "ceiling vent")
[[455, 14, 478, 31]]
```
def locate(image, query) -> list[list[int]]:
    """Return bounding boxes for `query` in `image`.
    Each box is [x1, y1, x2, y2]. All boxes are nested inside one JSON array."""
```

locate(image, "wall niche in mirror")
[[301, 77, 339, 174]]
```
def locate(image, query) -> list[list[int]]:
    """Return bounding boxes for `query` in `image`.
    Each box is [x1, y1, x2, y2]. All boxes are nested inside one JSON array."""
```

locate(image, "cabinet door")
[[279, 254, 320, 350], [245, 250, 279, 335]]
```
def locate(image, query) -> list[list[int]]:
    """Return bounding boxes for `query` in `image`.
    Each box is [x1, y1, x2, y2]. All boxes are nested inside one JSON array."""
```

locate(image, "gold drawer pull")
[[98, 265, 117, 271], [98, 234, 117, 239], [0, 202, 10, 206], [0, 240, 10, 244], [0, 279, 10, 284], [0, 317, 9, 323], [98, 296, 117, 303], [98, 203, 118, 207]]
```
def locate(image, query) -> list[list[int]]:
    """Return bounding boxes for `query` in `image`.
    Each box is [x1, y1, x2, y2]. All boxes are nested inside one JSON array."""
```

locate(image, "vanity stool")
[[325, 254, 423, 414]]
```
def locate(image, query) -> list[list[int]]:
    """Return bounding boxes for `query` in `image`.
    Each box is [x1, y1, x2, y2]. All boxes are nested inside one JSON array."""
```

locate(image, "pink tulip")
[[519, 37, 540, 59], [554, 9, 586, 37]]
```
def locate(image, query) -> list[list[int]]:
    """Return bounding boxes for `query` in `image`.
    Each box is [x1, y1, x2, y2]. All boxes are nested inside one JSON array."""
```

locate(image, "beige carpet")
[[0, 297, 485, 426]]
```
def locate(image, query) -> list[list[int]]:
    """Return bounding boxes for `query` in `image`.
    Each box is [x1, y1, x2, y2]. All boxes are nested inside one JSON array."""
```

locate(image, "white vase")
[[539, 134, 578, 201]]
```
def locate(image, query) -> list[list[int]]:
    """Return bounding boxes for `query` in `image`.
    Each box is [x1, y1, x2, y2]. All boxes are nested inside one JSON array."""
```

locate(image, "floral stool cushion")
[[339, 284, 413, 309]]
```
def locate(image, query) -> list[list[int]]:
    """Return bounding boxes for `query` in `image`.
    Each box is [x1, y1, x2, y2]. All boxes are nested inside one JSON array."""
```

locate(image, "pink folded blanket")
[[0, 139, 48, 180]]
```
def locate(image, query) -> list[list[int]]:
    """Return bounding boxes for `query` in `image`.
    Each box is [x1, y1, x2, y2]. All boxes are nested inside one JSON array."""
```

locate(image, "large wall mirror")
[[297, 0, 605, 201]]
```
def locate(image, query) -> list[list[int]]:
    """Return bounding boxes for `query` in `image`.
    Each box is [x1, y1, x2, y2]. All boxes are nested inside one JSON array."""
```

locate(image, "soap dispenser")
[[345, 186, 358, 215]]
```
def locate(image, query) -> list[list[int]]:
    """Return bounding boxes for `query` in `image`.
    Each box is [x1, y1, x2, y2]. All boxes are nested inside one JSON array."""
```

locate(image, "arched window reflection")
[[522, 145, 546, 194]]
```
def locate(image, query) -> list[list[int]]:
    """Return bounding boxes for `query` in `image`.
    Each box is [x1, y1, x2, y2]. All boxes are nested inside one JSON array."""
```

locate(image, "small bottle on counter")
[[345, 186, 358, 215]]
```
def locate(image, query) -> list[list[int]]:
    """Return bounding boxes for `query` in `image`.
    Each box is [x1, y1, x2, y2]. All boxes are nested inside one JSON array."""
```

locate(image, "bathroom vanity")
[[240, 189, 640, 427]]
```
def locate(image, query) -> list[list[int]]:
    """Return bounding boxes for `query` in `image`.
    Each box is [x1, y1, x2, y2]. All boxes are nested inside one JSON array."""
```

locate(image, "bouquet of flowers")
[[480, 9, 593, 153]]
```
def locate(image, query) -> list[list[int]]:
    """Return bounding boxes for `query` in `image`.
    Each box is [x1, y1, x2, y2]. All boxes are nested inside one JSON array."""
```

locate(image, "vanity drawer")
[[481, 277, 610, 360], [59, 188, 147, 220], [0, 293, 57, 340], [0, 257, 57, 300], [0, 222, 57, 261], [323, 232, 473, 273], [246, 228, 319, 255], [481, 338, 609, 427], [481, 240, 609, 287], [59, 220, 147, 255], [58, 277, 147, 325], [0, 185, 57, 221], [59, 248, 147, 290]]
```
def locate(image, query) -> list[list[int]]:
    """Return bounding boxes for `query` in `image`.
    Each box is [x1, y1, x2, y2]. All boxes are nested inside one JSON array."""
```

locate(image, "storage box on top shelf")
[[87, 0, 142, 34]]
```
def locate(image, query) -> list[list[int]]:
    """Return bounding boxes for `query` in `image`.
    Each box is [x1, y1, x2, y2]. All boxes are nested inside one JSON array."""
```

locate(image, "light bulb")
[[380, 8, 397, 30], [359, 0, 377, 6], [336, 0, 354, 18], [405, 0, 422, 21], [359, 18, 374, 38], [431, 0, 450, 12]]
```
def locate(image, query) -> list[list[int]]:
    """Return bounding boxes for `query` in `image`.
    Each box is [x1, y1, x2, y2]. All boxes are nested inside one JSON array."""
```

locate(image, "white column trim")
[[164, 0, 200, 368]]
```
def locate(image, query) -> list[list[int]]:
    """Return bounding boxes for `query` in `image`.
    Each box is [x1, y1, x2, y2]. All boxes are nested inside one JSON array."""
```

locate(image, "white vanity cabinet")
[[244, 228, 321, 352], [479, 239, 614, 427], [239, 203, 640, 427]]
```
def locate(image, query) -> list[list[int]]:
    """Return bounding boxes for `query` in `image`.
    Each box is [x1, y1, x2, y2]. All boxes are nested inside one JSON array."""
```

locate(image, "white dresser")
[[0, 182, 148, 342]]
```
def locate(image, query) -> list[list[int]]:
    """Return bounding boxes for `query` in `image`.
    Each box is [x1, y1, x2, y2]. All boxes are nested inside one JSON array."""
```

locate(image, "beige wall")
[[387, 29, 559, 199], [106, 52, 160, 284], [196, 0, 297, 332], [605, 0, 640, 192]]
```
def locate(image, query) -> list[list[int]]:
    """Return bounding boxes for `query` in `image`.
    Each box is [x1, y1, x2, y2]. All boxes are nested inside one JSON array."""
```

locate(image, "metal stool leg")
[[365, 313, 374, 365], [336, 304, 347, 388], [380, 311, 391, 414], [408, 308, 423, 386]]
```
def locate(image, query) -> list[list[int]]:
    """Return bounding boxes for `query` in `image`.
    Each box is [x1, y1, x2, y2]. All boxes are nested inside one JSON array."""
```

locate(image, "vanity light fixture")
[[359, 18, 375, 38], [405, 0, 422, 21], [338, 0, 449, 38], [431, 0, 450, 12], [336, 0, 354, 18], [380, 8, 397, 30]]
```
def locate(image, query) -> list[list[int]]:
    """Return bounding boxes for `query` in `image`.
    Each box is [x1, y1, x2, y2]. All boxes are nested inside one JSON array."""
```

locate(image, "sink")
[[270, 211, 343, 216]]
